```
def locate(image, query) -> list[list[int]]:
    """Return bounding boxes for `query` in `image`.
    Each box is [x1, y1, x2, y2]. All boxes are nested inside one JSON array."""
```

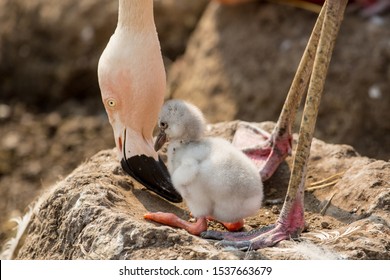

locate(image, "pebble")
[[271, 205, 280, 214], [2, 132, 21, 150], [0, 104, 11, 120], [350, 207, 358, 214], [321, 221, 330, 229], [368, 85, 382, 99], [46, 112, 62, 127], [265, 198, 283, 205]]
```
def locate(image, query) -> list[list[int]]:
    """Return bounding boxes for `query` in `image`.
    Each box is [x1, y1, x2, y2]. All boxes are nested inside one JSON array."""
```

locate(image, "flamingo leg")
[[201, 0, 348, 250], [234, 0, 328, 181]]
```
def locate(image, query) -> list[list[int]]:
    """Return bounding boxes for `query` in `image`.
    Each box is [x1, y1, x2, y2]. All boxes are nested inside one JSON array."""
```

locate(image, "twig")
[[306, 180, 339, 191], [309, 172, 344, 187], [320, 192, 336, 216]]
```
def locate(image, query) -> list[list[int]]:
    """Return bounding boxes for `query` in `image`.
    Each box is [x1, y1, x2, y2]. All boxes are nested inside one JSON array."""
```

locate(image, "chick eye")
[[160, 122, 168, 129], [106, 98, 116, 108]]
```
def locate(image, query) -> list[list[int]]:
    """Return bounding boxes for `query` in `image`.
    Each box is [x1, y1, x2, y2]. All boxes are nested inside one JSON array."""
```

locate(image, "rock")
[[271, 205, 280, 214], [0, 104, 11, 121], [2, 132, 21, 151], [3, 121, 389, 260], [321, 221, 330, 229], [0, 0, 207, 108], [0, 103, 114, 248], [10, 149, 239, 260], [154, 0, 208, 59], [0, 0, 114, 107], [168, 1, 390, 160]]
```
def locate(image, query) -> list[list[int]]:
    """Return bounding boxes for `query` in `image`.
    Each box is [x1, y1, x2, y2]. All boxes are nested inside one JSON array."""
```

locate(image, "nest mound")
[[3, 122, 389, 260]]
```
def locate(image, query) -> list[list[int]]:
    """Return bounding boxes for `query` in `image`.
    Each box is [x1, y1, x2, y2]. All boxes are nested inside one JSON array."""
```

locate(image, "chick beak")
[[154, 130, 167, 152]]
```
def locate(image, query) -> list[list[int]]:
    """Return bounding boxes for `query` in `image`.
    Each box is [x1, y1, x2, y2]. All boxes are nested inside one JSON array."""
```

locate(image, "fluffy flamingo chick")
[[145, 100, 264, 235]]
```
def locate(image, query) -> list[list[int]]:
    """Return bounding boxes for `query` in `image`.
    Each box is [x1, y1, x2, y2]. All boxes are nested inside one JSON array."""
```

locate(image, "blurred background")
[[0, 0, 389, 248]]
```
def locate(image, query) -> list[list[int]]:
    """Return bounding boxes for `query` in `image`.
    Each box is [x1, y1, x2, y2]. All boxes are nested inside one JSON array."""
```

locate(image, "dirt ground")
[[0, 0, 389, 256]]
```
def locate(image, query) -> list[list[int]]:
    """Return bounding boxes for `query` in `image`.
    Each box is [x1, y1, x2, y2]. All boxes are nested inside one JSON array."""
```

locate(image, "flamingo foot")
[[202, 223, 295, 250], [201, 198, 305, 250]]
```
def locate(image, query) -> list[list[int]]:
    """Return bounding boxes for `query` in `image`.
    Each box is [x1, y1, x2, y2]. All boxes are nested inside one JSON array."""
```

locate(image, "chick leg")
[[144, 212, 208, 236]]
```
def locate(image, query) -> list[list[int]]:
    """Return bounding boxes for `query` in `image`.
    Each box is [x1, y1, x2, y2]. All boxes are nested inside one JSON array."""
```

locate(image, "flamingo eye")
[[106, 98, 116, 108]]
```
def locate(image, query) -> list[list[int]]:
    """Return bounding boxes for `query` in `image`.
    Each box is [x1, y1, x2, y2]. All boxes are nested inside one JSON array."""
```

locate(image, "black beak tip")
[[120, 155, 182, 203]]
